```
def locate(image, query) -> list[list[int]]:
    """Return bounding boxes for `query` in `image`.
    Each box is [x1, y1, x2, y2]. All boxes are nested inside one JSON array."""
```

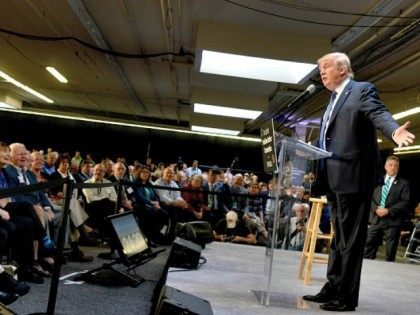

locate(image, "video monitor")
[[107, 211, 150, 265]]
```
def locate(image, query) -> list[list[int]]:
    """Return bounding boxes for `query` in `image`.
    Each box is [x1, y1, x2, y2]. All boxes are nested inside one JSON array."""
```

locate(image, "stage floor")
[[166, 242, 419, 314]]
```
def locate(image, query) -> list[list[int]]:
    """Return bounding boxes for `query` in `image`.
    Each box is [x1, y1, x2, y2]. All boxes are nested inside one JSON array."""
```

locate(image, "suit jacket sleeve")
[[359, 83, 399, 141]]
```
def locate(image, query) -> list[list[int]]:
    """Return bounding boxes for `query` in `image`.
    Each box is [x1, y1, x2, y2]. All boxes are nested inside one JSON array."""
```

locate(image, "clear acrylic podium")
[[259, 133, 331, 306]]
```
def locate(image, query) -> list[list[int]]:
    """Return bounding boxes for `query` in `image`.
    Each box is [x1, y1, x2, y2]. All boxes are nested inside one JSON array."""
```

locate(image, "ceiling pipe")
[[160, 0, 181, 123]]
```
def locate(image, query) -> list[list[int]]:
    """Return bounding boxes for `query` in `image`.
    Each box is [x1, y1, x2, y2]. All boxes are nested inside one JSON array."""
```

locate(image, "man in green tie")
[[364, 155, 410, 261]]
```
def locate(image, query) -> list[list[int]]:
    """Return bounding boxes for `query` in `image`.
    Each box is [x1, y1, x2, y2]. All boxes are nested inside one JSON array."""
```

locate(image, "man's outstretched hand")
[[392, 121, 415, 148]]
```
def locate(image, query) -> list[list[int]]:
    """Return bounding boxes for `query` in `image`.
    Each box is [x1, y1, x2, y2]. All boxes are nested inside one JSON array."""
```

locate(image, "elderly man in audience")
[[230, 173, 248, 212], [213, 211, 256, 245], [83, 164, 121, 236], [107, 162, 133, 212], [41, 151, 57, 178], [175, 170, 189, 188], [154, 166, 188, 240], [289, 203, 309, 251], [5, 143, 55, 242], [30, 151, 48, 183]]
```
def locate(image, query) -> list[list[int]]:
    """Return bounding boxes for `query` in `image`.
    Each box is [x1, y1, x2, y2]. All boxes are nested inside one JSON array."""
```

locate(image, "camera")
[[296, 218, 307, 227], [223, 235, 235, 242]]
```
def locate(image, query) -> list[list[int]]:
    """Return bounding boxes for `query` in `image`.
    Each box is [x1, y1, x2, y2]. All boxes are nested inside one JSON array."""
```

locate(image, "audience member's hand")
[[193, 211, 203, 220], [44, 207, 55, 222], [123, 200, 134, 209], [151, 201, 160, 209], [0, 209, 10, 221], [118, 208, 125, 213]]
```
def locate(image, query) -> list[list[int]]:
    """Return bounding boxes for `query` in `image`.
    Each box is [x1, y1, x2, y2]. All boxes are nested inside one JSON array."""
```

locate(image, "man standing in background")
[[364, 155, 410, 262]]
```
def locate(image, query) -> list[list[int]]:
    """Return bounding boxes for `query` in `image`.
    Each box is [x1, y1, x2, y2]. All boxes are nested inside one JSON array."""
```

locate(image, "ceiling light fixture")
[[394, 144, 420, 151], [46, 67, 68, 83], [199, 50, 317, 84], [0, 107, 260, 142], [194, 103, 262, 119], [0, 94, 22, 110], [377, 139, 383, 143], [0, 70, 53, 103], [392, 107, 420, 120], [394, 149, 420, 155], [191, 125, 241, 136]]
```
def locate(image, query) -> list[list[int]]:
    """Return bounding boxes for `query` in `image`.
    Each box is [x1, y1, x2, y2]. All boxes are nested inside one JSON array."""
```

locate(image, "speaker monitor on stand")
[[156, 285, 213, 315], [175, 221, 214, 248], [168, 237, 202, 269]]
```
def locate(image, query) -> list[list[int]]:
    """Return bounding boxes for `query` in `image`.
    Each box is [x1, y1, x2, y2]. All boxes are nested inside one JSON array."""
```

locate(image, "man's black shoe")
[[18, 269, 44, 285], [302, 291, 334, 303], [0, 290, 19, 305], [320, 300, 355, 312], [0, 272, 30, 296]]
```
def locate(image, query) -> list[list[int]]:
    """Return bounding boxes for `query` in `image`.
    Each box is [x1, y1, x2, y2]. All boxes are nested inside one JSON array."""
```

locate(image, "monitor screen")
[[108, 212, 149, 258]]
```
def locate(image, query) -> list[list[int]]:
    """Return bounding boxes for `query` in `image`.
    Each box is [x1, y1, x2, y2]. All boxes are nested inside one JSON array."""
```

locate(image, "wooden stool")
[[298, 197, 333, 285]]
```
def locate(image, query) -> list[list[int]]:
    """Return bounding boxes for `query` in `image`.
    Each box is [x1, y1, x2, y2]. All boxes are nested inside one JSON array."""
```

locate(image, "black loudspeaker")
[[175, 221, 214, 248], [156, 285, 213, 315], [168, 237, 201, 269]]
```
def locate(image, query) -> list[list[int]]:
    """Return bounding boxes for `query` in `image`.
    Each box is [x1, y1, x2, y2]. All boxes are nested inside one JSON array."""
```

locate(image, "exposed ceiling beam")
[[66, 0, 147, 113]]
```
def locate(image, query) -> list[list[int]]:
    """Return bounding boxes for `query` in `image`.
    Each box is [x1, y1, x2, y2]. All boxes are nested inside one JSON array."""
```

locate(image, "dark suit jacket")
[[369, 176, 410, 227], [3, 164, 53, 208], [202, 181, 232, 212], [317, 80, 399, 194]]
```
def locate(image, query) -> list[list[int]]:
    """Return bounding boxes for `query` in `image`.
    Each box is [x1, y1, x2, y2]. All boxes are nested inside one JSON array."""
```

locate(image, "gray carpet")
[[8, 244, 170, 314], [7, 242, 419, 314]]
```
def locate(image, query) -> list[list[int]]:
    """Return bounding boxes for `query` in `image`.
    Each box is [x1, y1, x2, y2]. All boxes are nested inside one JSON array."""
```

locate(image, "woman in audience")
[[130, 165, 170, 245], [49, 154, 99, 251], [181, 175, 209, 222]]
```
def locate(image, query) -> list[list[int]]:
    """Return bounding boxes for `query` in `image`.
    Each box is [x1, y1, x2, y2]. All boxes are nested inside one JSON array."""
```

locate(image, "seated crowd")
[[0, 141, 314, 305]]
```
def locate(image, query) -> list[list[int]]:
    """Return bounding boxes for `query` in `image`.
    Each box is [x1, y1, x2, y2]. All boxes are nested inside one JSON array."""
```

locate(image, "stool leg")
[[303, 202, 323, 285], [298, 203, 317, 279]]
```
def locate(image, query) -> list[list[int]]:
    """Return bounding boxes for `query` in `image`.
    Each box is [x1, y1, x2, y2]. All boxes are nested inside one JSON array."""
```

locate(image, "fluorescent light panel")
[[200, 50, 317, 84], [392, 107, 420, 120], [191, 125, 240, 136], [46, 67, 68, 83], [394, 149, 420, 155], [194, 103, 262, 119], [0, 70, 53, 103], [394, 144, 420, 151], [0, 107, 259, 142], [0, 102, 14, 109]]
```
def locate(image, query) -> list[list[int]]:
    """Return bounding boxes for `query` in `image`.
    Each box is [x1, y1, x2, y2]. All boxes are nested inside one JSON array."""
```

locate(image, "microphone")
[[286, 84, 317, 108]]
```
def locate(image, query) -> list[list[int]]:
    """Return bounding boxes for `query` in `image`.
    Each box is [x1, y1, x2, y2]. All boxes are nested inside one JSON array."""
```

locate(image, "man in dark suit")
[[303, 52, 415, 312], [202, 166, 232, 227], [364, 155, 410, 261]]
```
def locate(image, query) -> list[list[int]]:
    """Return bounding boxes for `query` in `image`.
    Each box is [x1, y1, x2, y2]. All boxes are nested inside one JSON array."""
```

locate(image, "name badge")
[[127, 187, 133, 194]]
